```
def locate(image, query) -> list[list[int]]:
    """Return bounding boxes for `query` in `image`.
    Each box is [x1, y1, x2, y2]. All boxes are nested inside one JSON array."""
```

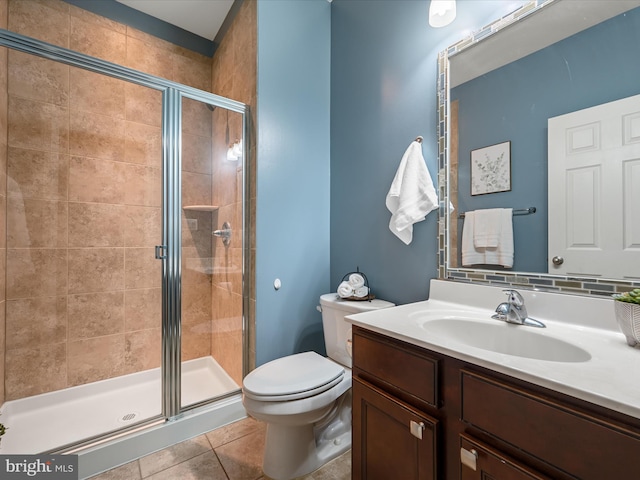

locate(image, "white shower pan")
[[0, 356, 244, 478]]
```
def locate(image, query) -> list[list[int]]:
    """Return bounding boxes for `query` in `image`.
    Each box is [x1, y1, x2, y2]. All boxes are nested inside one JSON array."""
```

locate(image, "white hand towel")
[[337, 281, 354, 298], [386, 141, 439, 245], [348, 273, 365, 289], [461, 208, 514, 268], [354, 286, 369, 298], [474, 208, 502, 248], [461, 211, 485, 266], [483, 208, 513, 268]]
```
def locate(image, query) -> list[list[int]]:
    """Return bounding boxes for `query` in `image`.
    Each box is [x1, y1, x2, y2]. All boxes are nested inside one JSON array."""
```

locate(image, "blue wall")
[[453, 7, 640, 273], [256, 0, 332, 365], [329, 0, 525, 306], [254, 0, 528, 364]]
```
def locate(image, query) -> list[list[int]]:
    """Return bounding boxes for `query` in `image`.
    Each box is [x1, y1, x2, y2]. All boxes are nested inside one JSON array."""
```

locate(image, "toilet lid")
[[243, 351, 345, 401]]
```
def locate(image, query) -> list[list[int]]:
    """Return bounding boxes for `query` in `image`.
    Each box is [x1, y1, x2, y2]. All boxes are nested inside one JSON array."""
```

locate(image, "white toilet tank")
[[319, 293, 394, 368]]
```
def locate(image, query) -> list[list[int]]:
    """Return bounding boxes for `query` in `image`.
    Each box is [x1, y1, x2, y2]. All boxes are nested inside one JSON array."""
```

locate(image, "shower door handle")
[[155, 245, 167, 259]]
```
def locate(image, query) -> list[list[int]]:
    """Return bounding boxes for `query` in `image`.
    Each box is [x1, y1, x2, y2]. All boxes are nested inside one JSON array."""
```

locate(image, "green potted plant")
[[612, 288, 640, 348]]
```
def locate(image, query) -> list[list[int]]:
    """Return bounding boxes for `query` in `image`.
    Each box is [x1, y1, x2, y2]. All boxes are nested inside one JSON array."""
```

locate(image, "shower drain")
[[117, 412, 140, 424]]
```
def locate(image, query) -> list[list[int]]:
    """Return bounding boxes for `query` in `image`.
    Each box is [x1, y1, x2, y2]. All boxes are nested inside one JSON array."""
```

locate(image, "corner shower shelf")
[[183, 205, 219, 211]]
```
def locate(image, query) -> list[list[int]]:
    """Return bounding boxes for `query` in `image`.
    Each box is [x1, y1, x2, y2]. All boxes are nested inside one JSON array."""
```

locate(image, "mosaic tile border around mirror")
[[436, 0, 640, 299]]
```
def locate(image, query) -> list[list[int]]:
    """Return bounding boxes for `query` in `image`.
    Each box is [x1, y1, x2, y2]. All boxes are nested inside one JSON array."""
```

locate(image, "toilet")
[[242, 293, 394, 480]]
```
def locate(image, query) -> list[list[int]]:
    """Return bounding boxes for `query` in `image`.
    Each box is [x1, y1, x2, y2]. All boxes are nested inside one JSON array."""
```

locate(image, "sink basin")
[[420, 318, 591, 362]]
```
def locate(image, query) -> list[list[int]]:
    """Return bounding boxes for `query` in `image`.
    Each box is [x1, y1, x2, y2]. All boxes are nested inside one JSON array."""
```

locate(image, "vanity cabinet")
[[353, 377, 438, 480], [352, 328, 440, 479], [352, 326, 640, 480]]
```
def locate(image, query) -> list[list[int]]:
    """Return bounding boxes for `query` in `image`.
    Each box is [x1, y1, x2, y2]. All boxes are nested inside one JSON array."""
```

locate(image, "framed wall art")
[[470, 141, 511, 195]]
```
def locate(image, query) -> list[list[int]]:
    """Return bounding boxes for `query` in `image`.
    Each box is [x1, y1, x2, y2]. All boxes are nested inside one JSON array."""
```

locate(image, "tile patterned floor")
[[89, 417, 351, 480]]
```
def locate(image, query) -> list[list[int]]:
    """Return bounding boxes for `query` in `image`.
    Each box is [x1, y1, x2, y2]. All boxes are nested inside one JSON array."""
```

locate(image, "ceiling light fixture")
[[429, 0, 457, 28]]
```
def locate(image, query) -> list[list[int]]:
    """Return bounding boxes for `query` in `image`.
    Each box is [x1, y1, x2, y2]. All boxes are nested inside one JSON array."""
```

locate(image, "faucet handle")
[[502, 289, 525, 307], [491, 302, 509, 321], [495, 302, 510, 315]]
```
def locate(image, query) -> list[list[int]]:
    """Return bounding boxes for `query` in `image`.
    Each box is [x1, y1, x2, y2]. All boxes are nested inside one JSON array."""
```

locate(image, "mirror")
[[439, 0, 640, 295]]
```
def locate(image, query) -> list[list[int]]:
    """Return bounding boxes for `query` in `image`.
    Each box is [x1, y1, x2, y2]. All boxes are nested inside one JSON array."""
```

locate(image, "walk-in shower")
[[0, 20, 250, 477]]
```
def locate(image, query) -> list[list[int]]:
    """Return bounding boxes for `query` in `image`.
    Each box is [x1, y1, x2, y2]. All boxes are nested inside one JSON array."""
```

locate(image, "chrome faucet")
[[492, 289, 545, 328]]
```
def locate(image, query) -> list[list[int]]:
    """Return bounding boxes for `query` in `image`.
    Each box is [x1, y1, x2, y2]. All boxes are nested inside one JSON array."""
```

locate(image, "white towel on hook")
[[386, 141, 439, 245]]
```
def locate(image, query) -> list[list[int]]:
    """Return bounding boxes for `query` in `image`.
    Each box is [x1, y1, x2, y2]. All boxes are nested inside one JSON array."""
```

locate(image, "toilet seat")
[[243, 351, 345, 401]]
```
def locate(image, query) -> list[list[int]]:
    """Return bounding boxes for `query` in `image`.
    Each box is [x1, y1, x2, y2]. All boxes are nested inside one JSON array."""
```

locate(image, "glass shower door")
[[180, 95, 245, 409], [2, 52, 165, 453], [0, 26, 250, 457]]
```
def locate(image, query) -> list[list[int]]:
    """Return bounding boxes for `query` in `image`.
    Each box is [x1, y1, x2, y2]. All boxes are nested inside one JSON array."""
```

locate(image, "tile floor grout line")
[[211, 448, 232, 480], [203, 429, 216, 452]]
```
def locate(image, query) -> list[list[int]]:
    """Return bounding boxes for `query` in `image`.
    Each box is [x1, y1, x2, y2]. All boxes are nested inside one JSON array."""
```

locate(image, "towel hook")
[[415, 136, 423, 143]]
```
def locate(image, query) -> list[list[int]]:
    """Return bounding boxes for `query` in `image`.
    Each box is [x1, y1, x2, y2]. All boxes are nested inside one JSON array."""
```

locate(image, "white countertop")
[[346, 280, 640, 420]]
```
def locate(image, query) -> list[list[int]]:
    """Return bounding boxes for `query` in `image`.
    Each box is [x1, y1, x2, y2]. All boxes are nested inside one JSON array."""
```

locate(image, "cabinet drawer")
[[353, 329, 438, 407], [461, 370, 640, 479], [460, 434, 551, 480], [353, 377, 439, 480]]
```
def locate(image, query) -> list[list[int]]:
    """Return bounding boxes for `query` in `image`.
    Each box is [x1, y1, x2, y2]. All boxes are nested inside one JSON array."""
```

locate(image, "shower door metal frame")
[[173, 89, 249, 415], [0, 29, 249, 436]]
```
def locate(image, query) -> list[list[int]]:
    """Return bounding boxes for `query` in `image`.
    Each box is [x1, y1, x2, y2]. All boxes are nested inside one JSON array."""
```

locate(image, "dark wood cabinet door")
[[460, 435, 551, 480], [352, 377, 438, 480]]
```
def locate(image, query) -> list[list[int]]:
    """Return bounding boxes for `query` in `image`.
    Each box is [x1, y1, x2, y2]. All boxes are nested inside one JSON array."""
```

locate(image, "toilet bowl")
[[242, 294, 394, 480]]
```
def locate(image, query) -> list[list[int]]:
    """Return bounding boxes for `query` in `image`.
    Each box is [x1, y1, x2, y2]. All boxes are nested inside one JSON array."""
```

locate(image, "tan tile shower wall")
[[182, 97, 213, 362], [210, 0, 257, 382], [0, 0, 8, 407], [4, 0, 213, 400]]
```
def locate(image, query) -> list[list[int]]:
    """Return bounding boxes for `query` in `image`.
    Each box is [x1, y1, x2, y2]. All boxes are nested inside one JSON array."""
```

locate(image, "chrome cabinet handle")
[[410, 420, 424, 439], [460, 447, 478, 471]]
